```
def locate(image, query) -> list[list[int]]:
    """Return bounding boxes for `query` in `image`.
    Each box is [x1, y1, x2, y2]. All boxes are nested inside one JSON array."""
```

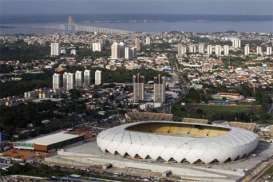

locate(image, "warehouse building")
[[14, 131, 84, 152]]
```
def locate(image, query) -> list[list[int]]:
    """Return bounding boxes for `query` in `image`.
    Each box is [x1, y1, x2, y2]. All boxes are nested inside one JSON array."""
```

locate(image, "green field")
[[264, 164, 273, 175], [198, 104, 262, 114], [171, 102, 271, 123]]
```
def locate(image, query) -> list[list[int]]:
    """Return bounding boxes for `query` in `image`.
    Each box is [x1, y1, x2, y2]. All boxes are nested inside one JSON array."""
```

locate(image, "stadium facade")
[[97, 121, 258, 164]]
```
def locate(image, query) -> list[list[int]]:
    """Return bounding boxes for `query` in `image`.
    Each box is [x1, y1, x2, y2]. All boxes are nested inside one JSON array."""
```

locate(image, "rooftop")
[[23, 131, 80, 146]]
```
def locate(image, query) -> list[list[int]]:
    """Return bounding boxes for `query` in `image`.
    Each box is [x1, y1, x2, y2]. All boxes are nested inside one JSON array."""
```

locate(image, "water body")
[[94, 21, 273, 33], [0, 14, 272, 33]]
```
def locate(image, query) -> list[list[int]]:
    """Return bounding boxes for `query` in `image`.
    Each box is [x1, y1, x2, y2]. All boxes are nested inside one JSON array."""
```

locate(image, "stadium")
[[97, 121, 259, 164]]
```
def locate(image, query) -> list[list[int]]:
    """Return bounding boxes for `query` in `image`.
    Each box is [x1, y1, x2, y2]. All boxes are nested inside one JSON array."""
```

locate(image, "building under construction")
[[133, 74, 145, 103]]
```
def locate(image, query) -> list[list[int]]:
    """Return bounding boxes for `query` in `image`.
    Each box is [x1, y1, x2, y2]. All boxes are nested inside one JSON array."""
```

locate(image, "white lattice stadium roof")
[[96, 121, 258, 164]]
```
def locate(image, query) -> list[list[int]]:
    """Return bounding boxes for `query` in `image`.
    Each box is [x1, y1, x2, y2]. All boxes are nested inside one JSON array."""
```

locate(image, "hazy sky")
[[0, 0, 272, 15]]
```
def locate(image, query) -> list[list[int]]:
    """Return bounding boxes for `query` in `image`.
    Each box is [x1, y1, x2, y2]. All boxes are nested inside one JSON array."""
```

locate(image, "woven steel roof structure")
[[97, 121, 258, 164]]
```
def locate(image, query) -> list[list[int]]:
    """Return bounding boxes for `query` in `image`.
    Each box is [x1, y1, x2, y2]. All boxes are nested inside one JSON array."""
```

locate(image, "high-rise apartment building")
[[153, 75, 166, 103], [177, 43, 187, 57], [70, 49, 76, 55], [65, 16, 76, 33], [130, 47, 136, 58], [75, 71, 82, 88], [189, 44, 197, 53], [223, 45, 229, 56], [125, 47, 132, 60], [124, 47, 137, 59], [244, 44, 250, 56], [52, 73, 61, 91], [198, 43, 205, 54], [207, 45, 213, 55], [231, 38, 241, 48], [266, 46, 272, 55], [95, 70, 102, 85], [64, 73, 74, 91], [256, 46, 263, 55], [118, 42, 125, 58], [92, 42, 102, 52], [111, 42, 119, 59], [63, 72, 68, 91], [133, 74, 144, 103], [145, 36, 151, 45], [83, 70, 91, 88], [214, 45, 222, 57], [135, 38, 142, 51], [50, 43, 59, 56]]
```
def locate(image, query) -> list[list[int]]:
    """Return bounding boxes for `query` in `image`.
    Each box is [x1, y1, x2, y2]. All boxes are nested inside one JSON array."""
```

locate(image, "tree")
[[69, 89, 81, 100], [185, 88, 201, 103]]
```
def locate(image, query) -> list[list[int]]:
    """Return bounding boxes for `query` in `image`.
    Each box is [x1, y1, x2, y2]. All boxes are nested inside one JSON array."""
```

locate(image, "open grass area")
[[264, 164, 273, 176], [171, 102, 271, 123], [261, 163, 273, 181], [198, 104, 263, 114]]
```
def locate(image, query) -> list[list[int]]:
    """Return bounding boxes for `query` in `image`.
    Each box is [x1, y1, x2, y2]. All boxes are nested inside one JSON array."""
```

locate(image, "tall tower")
[[52, 73, 61, 92], [207, 45, 213, 56], [95, 70, 102, 85], [145, 36, 151, 45], [214, 45, 222, 57], [198, 43, 205, 54], [68, 16, 74, 24], [111, 42, 119, 59], [130, 47, 136, 58], [223, 45, 229, 56], [177, 43, 187, 57], [153, 75, 166, 103], [135, 37, 142, 51], [63, 73, 74, 91], [231, 38, 241, 48], [256, 46, 263, 56], [50, 43, 59, 56], [63, 72, 68, 91], [125, 47, 132, 60], [75, 71, 83, 88], [133, 74, 144, 103], [119, 42, 125, 58], [92, 42, 102, 52], [83, 69, 91, 88], [266, 46, 272, 56], [244, 44, 250, 56], [65, 16, 76, 33], [189, 44, 197, 53]]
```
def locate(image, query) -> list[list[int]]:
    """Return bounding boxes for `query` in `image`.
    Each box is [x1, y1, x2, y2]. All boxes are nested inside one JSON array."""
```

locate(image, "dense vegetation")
[[0, 40, 50, 61], [77, 48, 110, 59], [171, 102, 272, 123], [0, 96, 89, 140], [222, 56, 246, 68], [1, 163, 143, 182], [263, 164, 273, 179], [0, 40, 112, 62], [0, 72, 52, 98], [0, 101, 57, 138], [0, 64, 14, 73], [171, 87, 273, 123], [1, 163, 79, 177]]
